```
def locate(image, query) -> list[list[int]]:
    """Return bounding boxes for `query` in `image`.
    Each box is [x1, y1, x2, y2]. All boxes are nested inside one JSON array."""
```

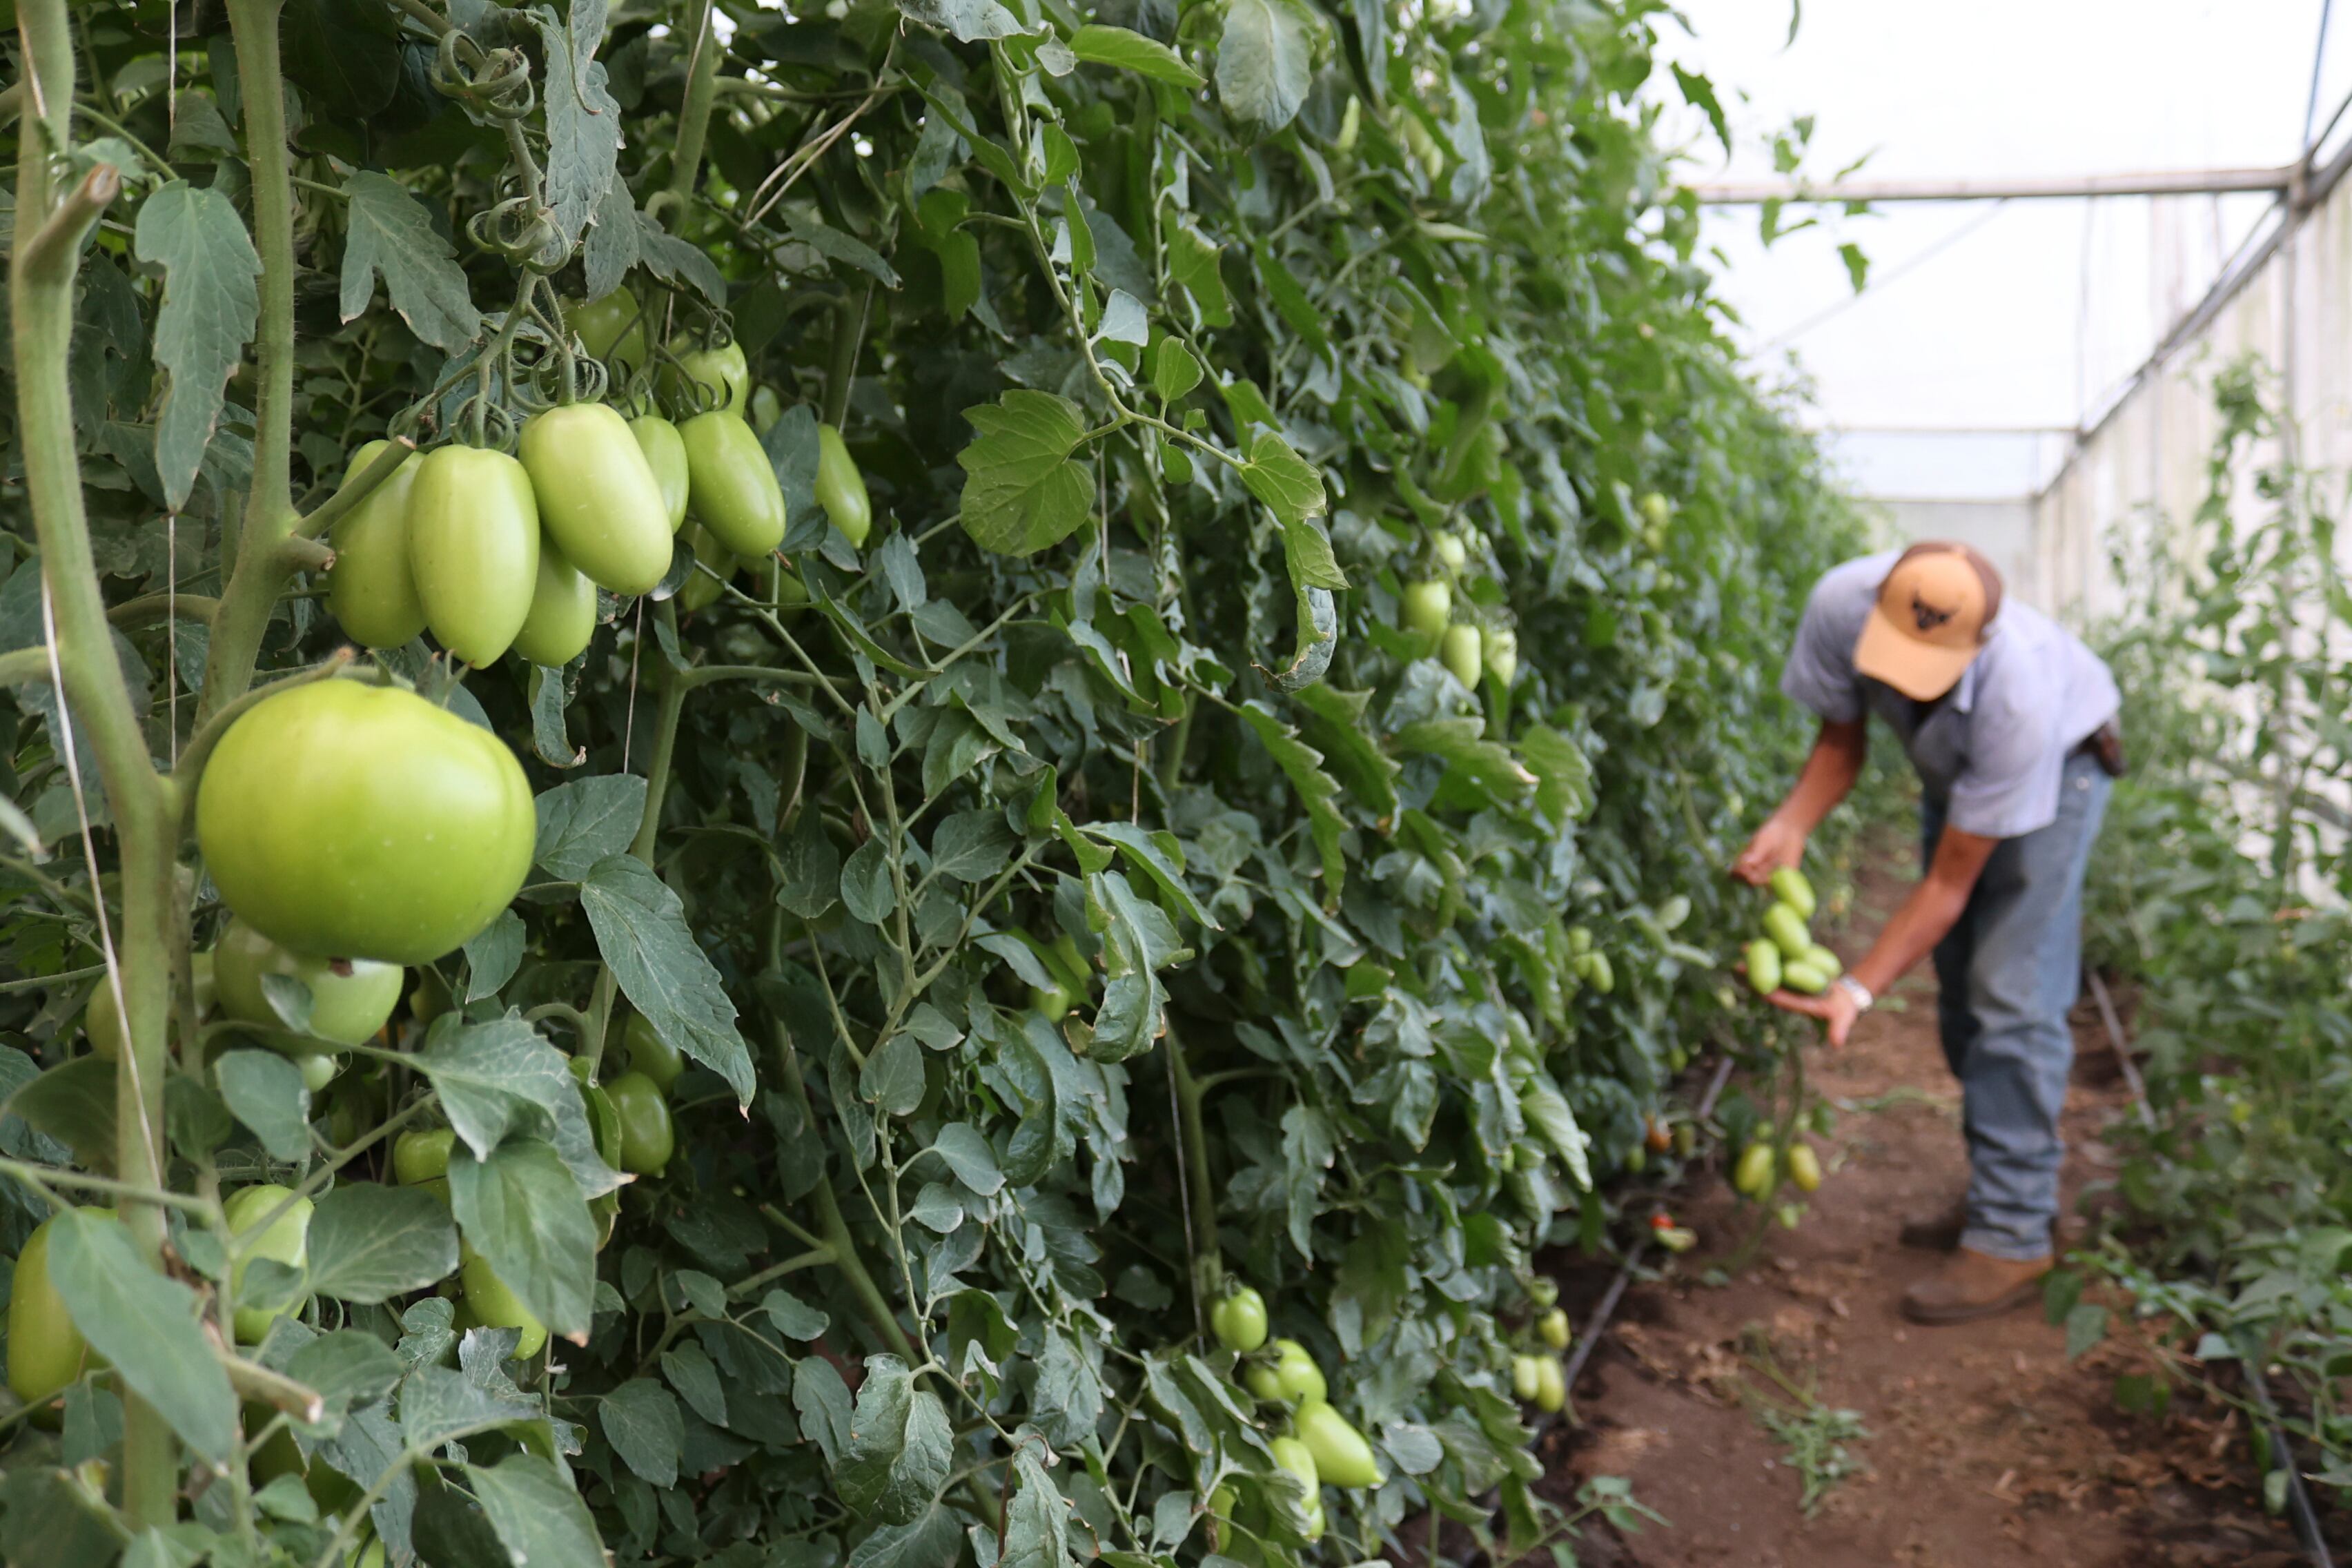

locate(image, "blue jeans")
[[1919, 750, 2111, 1261]]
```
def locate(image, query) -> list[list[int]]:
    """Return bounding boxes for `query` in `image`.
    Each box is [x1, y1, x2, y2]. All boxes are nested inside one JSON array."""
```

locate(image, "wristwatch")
[[1833, 974, 1874, 1012]]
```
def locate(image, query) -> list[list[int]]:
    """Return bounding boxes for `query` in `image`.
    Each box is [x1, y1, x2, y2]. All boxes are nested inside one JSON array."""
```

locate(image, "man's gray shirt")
[[1781, 550, 2121, 839]]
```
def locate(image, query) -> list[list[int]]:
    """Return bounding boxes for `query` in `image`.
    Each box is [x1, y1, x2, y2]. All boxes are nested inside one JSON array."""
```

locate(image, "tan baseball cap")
[[1853, 542, 2002, 700]]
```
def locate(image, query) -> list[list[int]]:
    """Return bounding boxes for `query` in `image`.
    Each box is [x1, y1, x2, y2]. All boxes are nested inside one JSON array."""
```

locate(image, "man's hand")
[[1732, 816, 1807, 887], [1765, 983, 1859, 1048]]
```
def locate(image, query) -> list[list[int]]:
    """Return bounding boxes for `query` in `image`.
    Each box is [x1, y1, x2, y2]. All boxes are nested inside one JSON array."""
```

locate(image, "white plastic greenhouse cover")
[[1651, 0, 2351, 506]]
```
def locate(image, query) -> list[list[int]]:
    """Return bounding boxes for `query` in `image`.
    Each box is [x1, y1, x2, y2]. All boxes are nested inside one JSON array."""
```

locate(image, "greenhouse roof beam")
[[1689, 167, 2295, 204]]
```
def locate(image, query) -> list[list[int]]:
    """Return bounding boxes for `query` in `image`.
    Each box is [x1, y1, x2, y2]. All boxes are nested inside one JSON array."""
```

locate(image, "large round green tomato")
[[195, 680, 536, 963], [680, 411, 786, 558], [569, 288, 647, 378], [512, 543, 597, 668], [605, 1070, 674, 1175], [224, 1184, 312, 1343], [519, 403, 674, 596], [8, 1210, 111, 1406], [461, 1250, 547, 1359], [1400, 578, 1451, 636], [213, 918, 403, 1046], [326, 441, 427, 649], [814, 423, 872, 548], [621, 1014, 685, 1094], [663, 339, 747, 415], [393, 1127, 455, 1186], [630, 415, 690, 534], [406, 445, 540, 667]]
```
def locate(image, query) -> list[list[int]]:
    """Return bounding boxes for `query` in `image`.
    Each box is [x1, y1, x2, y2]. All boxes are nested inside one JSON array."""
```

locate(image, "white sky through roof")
[[1648, 1, 2344, 499]]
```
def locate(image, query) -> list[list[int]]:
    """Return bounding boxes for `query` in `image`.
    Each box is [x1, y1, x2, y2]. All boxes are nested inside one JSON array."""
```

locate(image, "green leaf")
[[339, 170, 480, 352], [6, 1055, 115, 1173], [1168, 224, 1232, 328], [48, 1209, 237, 1464], [786, 213, 902, 288], [579, 854, 757, 1103], [1239, 429, 1328, 527], [398, 1362, 541, 1451], [2064, 1301, 2110, 1362], [1838, 240, 1870, 293], [1081, 821, 1217, 929], [1215, 0, 1316, 130], [134, 182, 261, 509], [449, 1137, 599, 1345], [1237, 700, 1349, 900], [1069, 23, 1204, 87], [306, 1182, 460, 1303], [860, 1034, 926, 1117], [1517, 1077, 1591, 1190], [762, 1288, 832, 1340], [531, 7, 623, 254], [836, 1357, 954, 1524], [957, 391, 1097, 557], [600, 1378, 685, 1487], [1518, 724, 1596, 825], [0, 1467, 132, 1565], [468, 1454, 607, 1567], [411, 1015, 621, 1197], [1393, 716, 1538, 798], [1671, 63, 1730, 155], [211, 1050, 311, 1162], [845, 1503, 963, 1568], [632, 207, 727, 303], [1001, 1449, 1075, 1568], [894, 0, 1025, 41], [534, 774, 647, 881], [930, 810, 1015, 883], [840, 837, 899, 924], [462, 910, 526, 1003], [1151, 338, 1203, 403], [930, 1123, 1004, 1195]]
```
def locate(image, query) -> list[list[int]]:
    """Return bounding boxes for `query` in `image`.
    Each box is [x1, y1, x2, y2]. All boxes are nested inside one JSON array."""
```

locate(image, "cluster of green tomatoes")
[[1741, 866, 1839, 999], [1206, 1286, 1384, 1546], [1507, 1282, 1573, 1415], [1398, 526, 1516, 695]]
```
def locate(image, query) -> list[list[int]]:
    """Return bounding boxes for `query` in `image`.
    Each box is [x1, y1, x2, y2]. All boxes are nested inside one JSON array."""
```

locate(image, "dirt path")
[[1526, 868, 2319, 1567]]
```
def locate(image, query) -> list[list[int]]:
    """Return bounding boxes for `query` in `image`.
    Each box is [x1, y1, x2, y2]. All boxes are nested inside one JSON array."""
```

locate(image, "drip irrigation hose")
[[2081, 962, 2334, 1568]]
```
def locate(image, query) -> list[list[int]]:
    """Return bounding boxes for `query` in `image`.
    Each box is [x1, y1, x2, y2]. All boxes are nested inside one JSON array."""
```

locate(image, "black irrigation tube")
[[2081, 963, 2335, 1568]]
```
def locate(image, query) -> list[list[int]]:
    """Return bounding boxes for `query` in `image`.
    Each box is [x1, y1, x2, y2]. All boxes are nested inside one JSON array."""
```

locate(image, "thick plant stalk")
[[12, 0, 180, 1529], [665, 0, 723, 210], [200, 0, 300, 721]]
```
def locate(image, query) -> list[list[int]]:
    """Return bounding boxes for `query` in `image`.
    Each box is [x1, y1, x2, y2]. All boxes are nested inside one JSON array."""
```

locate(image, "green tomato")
[[1745, 938, 1782, 997], [569, 288, 648, 377], [677, 522, 736, 614], [461, 1251, 547, 1359], [195, 680, 536, 964], [1799, 944, 1842, 979], [1294, 1400, 1383, 1488], [295, 1053, 343, 1092], [1431, 529, 1468, 571], [1788, 1143, 1823, 1192], [213, 917, 403, 1044], [85, 975, 124, 1061], [631, 415, 691, 534], [748, 384, 784, 434], [1511, 1353, 1542, 1402], [1781, 960, 1830, 995], [1271, 1338, 1326, 1402], [606, 1070, 676, 1175], [1243, 1362, 1286, 1402], [1485, 625, 1518, 686], [512, 542, 598, 668], [1400, 578, 1451, 636], [1440, 623, 1482, 687], [664, 338, 749, 415], [1270, 1433, 1317, 1491], [224, 1184, 312, 1343], [394, 1128, 455, 1186], [1768, 865, 1817, 920], [1762, 902, 1810, 960], [622, 1013, 686, 1095], [680, 411, 787, 558], [1030, 983, 1072, 1021], [815, 423, 873, 548], [1537, 1306, 1570, 1349], [8, 1211, 110, 1406], [1210, 1286, 1269, 1353], [406, 444, 540, 667], [520, 402, 675, 596], [1533, 1355, 1565, 1413], [1734, 1141, 1776, 1199], [326, 441, 427, 649]]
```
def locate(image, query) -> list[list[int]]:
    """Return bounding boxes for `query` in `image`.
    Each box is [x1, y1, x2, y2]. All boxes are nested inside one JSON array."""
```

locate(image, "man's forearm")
[[1852, 874, 1970, 996], [1774, 719, 1867, 835]]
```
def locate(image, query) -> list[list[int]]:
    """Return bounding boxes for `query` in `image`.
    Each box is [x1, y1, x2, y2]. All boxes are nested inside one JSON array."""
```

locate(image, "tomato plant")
[[0, 0, 1865, 1558]]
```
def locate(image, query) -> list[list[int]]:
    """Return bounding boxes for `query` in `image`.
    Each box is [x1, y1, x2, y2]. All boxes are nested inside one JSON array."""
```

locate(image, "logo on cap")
[[1910, 593, 1954, 634]]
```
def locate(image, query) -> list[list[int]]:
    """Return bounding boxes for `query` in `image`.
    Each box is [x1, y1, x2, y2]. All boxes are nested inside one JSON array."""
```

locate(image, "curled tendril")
[[431, 33, 536, 121], [467, 195, 563, 271], [449, 395, 520, 454]]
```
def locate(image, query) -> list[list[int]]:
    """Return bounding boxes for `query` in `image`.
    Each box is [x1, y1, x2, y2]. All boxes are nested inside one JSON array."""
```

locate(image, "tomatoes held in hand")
[[406, 446, 540, 667], [814, 423, 872, 548], [664, 338, 748, 415], [680, 411, 787, 558], [326, 441, 426, 649], [214, 919, 402, 1046], [605, 1070, 675, 1175], [512, 544, 598, 668], [195, 680, 536, 963], [621, 1013, 685, 1094], [520, 403, 675, 596], [630, 415, 691, 534], [224, 1184, 312, 1342], [1210, 1285, 1269, 1352], [8, 1211, 110, 1405]]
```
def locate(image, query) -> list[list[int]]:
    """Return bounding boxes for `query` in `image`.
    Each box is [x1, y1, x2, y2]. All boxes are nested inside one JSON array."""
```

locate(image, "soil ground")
[[1519, 862, 2333, 1568]]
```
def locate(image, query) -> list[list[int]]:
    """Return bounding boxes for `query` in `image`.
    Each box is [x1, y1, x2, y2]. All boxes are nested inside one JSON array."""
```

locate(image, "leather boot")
[[1897, 1194, 1967, 1251], [1901, 1247, 2050, 1324]]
